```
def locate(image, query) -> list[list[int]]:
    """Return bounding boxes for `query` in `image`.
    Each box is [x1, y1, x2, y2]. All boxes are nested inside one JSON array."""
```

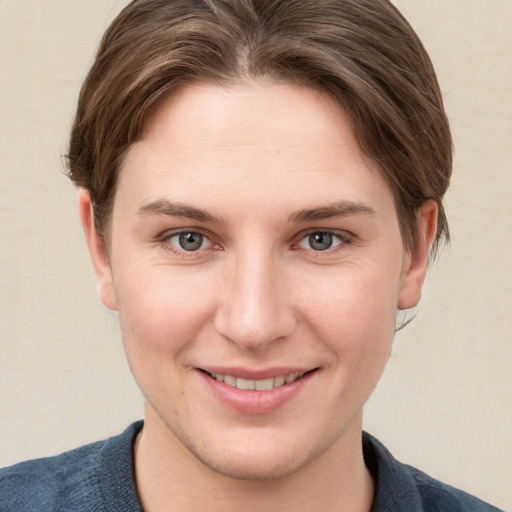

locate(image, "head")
[[69, 0, 452, 483], [67, 0, 451, 254]]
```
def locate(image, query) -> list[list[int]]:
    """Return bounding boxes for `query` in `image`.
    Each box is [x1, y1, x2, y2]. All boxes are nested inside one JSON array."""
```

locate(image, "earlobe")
[[398, 200, 438, 310], [78, 189, 118, 311]]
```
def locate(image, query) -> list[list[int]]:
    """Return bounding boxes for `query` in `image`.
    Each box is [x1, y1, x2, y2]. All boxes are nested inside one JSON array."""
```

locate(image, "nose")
[[214, 249, 297, 351]]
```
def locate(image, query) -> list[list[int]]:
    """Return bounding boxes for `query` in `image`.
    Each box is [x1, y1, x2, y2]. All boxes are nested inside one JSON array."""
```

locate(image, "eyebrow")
[[289, 201, 375, 223], [137, 199, 227, 224], [137, 198, 375, 224]]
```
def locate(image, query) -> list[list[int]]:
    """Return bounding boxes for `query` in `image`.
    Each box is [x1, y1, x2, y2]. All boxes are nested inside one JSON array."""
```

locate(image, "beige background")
[[0, 0, 511, 510]]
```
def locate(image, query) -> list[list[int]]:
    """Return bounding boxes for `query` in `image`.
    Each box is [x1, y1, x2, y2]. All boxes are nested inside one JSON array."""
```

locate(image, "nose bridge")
[[215, 244, 295, 350]]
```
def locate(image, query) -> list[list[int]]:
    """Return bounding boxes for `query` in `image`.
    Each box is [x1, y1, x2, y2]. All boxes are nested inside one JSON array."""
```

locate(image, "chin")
[[187, 442, 309, 482], [161, 412, 319, 482]]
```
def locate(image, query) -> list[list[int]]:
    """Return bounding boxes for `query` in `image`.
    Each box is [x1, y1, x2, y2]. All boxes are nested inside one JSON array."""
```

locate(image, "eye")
[[298, 231, 345, 251], [168, 231, 212, 252]]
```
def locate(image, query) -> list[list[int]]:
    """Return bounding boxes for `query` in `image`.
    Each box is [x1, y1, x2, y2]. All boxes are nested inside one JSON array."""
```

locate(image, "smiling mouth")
[[201, 369, 317, 391]]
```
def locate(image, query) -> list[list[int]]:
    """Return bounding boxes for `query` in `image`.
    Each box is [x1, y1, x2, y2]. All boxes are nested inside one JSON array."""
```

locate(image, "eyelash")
[[294, 229, 351, 253], [157, 229, 218, 258], [157, 228, 352, 258]]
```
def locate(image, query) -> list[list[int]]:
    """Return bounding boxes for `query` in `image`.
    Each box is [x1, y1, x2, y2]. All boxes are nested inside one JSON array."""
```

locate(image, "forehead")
[[116, 81, 395, 221], [142, 81, 352, 150]]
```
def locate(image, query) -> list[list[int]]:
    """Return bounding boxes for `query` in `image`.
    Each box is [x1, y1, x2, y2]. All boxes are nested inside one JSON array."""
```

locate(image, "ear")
[[78, 189, 118, 311], [398, 200, 438, 310]]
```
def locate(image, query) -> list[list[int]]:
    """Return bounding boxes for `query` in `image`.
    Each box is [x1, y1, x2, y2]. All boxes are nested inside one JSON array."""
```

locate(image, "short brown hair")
[[67, 0, 452, 253]]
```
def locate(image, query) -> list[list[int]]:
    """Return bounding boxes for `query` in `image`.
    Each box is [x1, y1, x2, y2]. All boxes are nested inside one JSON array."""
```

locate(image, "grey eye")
[[298, 231, 344, 252], [177, 232, 204, 251], [308, 232, 334, 251]]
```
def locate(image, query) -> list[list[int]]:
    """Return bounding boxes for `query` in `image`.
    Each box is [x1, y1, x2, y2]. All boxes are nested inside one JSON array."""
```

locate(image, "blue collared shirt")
[[0, 421, 503, 511]]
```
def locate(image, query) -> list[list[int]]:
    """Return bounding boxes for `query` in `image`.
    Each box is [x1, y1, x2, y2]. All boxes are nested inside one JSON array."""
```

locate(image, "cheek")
[[113, 262, 218, 368], [300, 261, 399, 331], [298, 264, 399, 377]]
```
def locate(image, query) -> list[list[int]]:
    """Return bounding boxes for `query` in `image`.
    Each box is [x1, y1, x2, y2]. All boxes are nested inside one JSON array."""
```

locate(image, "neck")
[[134, 406, 374, 512]]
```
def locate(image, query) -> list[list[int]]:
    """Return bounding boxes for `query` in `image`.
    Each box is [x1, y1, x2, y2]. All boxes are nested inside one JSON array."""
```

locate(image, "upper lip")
[[198, 366, 318, 380]]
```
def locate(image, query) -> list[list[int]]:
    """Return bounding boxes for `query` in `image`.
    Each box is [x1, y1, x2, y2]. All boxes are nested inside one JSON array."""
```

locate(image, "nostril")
[[214, 304, 298, 351]]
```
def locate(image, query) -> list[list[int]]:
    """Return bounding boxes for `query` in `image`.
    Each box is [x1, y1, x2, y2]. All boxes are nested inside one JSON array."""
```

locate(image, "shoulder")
[[0, 421, 143, 512], [0, 439, 105, 512], [405, 464, 502, 512], [363, 432, 502, 512]]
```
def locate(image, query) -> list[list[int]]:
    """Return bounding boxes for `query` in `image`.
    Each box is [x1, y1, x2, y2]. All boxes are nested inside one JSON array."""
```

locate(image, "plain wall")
[[0, 1, 510, 510]]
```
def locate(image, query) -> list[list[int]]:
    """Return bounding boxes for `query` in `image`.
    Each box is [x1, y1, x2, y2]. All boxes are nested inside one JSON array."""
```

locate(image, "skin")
[[80, 81, 437, 512]]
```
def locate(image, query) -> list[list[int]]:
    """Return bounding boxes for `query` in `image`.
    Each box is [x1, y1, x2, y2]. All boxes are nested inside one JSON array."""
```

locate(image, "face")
[[81, 81, 434, 481]]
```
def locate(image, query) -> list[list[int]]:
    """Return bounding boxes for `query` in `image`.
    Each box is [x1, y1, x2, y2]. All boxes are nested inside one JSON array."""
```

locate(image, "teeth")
[[255, 378, 274, 391], [236, 378, 255, 390], [210, 372, 304, 390], [274, 375, 286, 387], [224, 375, 236, 386]]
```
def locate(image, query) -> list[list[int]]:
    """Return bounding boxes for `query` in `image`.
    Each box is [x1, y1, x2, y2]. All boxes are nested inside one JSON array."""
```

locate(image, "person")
[[0, 0, 503, 510]]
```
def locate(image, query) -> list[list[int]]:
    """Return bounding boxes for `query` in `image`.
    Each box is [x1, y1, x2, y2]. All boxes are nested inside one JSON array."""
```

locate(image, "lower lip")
[[199, 371, 316, 415]]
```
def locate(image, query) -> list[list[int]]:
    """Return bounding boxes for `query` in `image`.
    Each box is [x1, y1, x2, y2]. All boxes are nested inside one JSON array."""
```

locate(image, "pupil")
[[179, 232, 203, 251], [309, 232, 332, 251]]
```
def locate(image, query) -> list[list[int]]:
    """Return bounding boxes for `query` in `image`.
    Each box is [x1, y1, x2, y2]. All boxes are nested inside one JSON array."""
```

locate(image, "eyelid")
[[293, 228, 352, 251], [155, 226, 353, 257], [157, 228, 220, 256]]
